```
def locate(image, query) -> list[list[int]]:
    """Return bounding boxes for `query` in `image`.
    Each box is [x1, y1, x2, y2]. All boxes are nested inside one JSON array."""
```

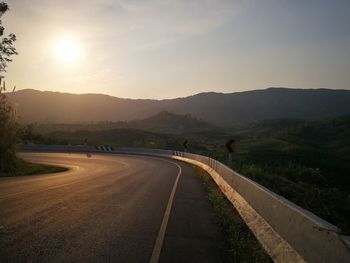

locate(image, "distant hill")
[[29, 111, 228, 152], [33, 111, 226, 136], [26, 111, 232, 152], [129, 111, 221, 135], [7, 88, 350, 126]]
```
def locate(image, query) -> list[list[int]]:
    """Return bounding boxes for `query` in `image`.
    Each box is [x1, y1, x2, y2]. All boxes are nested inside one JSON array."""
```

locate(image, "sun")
[[55, 39, 80, 63]]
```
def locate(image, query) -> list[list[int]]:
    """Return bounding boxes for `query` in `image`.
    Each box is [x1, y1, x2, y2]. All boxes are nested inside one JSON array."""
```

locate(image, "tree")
[[0, 1, 17, 173], [0, 2, 17, 72]]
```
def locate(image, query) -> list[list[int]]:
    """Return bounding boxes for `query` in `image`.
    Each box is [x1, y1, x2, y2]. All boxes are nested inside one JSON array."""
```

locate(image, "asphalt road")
[[0, 152, 224, 263]]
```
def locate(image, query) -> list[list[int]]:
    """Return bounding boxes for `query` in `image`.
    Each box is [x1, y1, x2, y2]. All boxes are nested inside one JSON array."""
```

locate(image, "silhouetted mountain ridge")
[[7, 88, 350, 126]]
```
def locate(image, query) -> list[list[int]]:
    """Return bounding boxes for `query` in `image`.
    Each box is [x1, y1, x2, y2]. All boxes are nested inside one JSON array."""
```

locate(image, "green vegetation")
[[194, 166, 272, 263], [228, 116, 350, 233], [0, 158, 67, 177], [0, 1, 18, 174], [0, 88, 17, 172]]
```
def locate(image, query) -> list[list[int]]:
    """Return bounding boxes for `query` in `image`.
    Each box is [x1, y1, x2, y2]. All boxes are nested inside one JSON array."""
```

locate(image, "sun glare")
[[55, 39, 80, 63]]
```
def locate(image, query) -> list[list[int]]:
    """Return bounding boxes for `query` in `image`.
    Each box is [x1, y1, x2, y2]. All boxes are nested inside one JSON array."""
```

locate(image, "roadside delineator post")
[[183, 140, 188, 152], [225, 139, 235, 166]]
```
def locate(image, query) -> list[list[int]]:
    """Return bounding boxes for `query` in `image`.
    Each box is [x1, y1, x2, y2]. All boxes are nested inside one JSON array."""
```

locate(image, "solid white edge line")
[[149, 161, 182, 263]]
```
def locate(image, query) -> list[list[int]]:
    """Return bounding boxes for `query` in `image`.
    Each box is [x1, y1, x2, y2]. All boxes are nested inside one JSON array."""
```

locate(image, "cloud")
[[9, 0, 238, 50], [115, 0, 238, 49]]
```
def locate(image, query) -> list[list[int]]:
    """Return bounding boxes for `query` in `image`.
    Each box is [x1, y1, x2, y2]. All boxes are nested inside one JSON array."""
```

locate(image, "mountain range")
[[7, 88, 350, 126]]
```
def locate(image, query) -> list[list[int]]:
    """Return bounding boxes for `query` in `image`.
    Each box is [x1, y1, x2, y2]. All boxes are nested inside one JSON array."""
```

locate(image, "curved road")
[[0, 152, 223, 263]]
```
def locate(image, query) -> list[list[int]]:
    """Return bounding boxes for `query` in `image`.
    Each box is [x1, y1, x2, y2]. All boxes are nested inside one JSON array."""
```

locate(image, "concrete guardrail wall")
[[19, 145, 350, 263]]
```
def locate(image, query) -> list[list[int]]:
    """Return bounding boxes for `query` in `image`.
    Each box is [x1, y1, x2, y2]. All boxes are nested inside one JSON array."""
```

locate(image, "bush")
[[0, 1, 18, 173]]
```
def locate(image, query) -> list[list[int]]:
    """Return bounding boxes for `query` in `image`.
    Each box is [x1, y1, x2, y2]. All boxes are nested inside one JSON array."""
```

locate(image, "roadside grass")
[[194, 166, 272, 263], [0, 158, 67, 177]]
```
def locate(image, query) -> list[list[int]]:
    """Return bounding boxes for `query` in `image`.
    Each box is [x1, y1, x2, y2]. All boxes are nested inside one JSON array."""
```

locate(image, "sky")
[[3, 0, 350, 99]]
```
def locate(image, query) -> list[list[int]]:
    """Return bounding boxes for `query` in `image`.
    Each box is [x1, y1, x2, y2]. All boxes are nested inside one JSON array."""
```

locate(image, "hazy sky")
[[3, 0, 350, 99]]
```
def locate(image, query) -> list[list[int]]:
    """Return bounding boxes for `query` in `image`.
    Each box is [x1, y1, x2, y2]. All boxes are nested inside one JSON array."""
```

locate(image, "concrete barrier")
[[19, 145, 350, 263], [173, 155, 305, 263]]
